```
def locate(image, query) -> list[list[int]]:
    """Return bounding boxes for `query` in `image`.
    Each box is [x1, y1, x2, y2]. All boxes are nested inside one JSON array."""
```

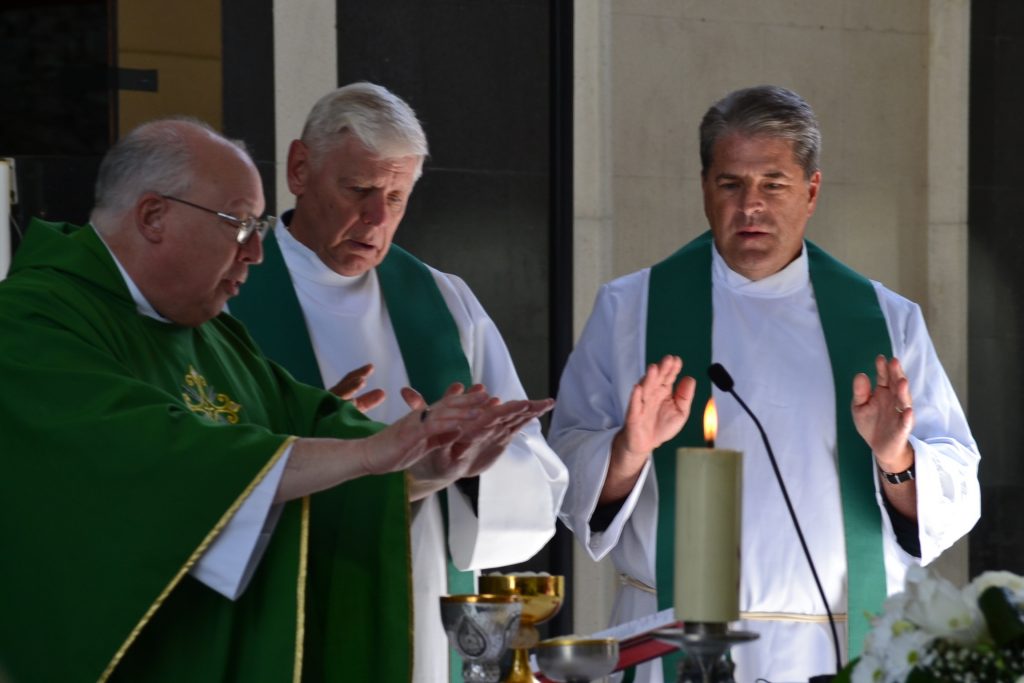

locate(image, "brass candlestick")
[[653, 622, 758, 683], [477, 574, 564, 683]]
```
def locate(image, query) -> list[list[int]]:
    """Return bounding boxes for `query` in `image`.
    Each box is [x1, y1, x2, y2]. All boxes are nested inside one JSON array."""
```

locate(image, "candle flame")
[[703, 398, 717, 445]]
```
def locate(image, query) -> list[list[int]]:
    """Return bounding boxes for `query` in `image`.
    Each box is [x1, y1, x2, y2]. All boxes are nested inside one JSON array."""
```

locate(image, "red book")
[[613, 624, 682, 670]]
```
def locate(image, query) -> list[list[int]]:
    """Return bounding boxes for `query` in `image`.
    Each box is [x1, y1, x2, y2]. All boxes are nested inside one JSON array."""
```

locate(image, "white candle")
[[673, 399, 742, 623]]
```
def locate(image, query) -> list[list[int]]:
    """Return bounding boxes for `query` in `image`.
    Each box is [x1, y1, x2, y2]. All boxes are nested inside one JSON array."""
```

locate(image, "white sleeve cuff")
[[190, 443, 294, 600]]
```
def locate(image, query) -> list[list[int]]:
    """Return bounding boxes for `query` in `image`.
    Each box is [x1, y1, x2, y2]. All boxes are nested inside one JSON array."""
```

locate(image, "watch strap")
[[879, 462, 915, 485]]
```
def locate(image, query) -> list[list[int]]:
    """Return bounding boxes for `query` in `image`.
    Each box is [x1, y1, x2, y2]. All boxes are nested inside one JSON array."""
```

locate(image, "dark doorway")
[[968, 1, 1024, 576]]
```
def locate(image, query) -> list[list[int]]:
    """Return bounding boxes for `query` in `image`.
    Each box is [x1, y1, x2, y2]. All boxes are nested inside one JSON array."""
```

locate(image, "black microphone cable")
[[707, 362, 843, 677]]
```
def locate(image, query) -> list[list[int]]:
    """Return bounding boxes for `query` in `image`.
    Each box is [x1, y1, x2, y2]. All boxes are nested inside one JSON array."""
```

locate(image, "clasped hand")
[[330, 365, 554, 495], [401, 383, 555, 500], [359, 387, 492, 476]]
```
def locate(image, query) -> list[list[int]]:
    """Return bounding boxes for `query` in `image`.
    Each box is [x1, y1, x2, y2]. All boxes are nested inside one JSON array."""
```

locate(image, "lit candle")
[[674, 397, 743, 623]]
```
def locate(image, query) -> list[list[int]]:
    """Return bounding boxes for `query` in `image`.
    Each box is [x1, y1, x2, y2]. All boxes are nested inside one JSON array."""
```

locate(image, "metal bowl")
[[535, 636, 619, 682]]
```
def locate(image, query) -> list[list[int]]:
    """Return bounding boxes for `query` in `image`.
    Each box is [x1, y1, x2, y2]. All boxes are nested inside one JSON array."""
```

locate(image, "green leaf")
[[832, 657, 857, 683], [905, 667, 941, 683], [979, 586, 1024, 648]]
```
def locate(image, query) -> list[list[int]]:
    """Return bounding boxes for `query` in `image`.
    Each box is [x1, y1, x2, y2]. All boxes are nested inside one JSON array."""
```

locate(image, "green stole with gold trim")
[[645, 232, 890, 680], [232, 230, 475, 683]]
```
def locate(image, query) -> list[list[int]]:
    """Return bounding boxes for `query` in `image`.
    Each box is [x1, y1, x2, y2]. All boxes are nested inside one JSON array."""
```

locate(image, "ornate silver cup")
[[535, 637, 620, 683], [440, 594, 523, 683]]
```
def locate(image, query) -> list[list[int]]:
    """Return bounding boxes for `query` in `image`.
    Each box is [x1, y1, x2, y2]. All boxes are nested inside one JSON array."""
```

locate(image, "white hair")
[[300, 82, 428, 179], [90, 118, 249, 231]]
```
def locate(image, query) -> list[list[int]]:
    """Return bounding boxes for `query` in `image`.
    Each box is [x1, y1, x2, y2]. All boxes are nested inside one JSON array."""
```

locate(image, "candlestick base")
[[652, 622, 758, 683]]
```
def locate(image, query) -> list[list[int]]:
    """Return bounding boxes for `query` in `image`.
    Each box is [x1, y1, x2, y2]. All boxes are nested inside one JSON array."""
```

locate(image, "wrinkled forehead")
[[709, 133, 802, 172], [315, 130, 424, 178], [316, 133, 423, 183]]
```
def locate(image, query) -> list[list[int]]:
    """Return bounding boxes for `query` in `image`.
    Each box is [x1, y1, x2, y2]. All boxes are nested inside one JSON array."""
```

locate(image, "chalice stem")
[[504, 647, 535, 683]]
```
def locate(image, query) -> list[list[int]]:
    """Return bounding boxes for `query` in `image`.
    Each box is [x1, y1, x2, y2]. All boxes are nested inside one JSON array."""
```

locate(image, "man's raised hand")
[[602, 355, 696, 503], [852, 354, 915, 474], [328, 363, 387, 413]]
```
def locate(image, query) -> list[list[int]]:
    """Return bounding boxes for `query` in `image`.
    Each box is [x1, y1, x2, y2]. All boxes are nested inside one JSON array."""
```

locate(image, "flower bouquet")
[[836, 565, 1024, 683]]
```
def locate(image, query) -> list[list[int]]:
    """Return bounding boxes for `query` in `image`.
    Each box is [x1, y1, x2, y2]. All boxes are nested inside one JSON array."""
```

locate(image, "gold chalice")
[[477, 573, 565, 683]]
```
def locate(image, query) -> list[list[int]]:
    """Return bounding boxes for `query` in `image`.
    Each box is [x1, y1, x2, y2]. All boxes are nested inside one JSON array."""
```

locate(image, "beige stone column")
[[572, 0, 621, 640], [925, 0, 971, 587], [272, 0, 337, 212]]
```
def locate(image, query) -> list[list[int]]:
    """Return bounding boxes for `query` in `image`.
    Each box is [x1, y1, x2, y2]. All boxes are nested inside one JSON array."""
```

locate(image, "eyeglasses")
[[161, 195, 275, 245]]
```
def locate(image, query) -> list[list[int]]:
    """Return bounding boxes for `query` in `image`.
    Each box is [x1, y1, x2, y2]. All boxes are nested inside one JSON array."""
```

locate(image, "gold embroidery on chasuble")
[[181, 365, 242, 424]]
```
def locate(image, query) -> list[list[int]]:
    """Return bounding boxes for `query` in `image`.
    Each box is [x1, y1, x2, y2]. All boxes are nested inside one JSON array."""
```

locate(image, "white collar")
[[95, 227, 172, 322], [711, 240, 809, 298], [275, 218, 371, 290]]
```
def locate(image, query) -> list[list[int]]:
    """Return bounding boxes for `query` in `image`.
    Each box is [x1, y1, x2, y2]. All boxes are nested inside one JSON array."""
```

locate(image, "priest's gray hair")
[[699, 85, 821, 179], [91, 118, 249, 232], [300, 82, 428, 180]]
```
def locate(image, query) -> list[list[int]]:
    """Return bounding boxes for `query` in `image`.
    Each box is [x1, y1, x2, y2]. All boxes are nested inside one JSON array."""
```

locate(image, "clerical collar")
[[275, 215, 372, 289], [711, 240, 810, 298], [94, 225, 172, 322]]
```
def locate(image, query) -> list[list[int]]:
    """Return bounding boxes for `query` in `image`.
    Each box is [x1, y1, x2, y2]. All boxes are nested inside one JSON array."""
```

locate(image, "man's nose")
[[360, 192, 387, 226], [238, 231, 264, 264], [738, 187, 764, 215]]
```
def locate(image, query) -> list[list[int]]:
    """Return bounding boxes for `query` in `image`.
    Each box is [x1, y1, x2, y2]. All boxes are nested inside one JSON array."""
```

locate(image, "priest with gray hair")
[[231, 82, 568, 682], [549, 85, 980, 683]]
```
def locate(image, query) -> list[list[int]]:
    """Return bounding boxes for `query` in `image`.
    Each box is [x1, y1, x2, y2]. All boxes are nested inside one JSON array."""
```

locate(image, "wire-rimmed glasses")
[[161, 194, 275, 245]]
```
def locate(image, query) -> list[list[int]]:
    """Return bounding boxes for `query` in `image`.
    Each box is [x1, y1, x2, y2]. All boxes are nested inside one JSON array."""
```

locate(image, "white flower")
[[879, 629, 932, 683], [966, 570, 1024, 605], [850, 653, 883, 683], [846, 566, 1024, 682], [863, 610, 913, 658], [901, 564, 980, 644]]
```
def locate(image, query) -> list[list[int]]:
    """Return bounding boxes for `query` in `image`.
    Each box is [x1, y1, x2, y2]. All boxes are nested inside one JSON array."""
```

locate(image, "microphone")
[[707, 362, 842, 678]]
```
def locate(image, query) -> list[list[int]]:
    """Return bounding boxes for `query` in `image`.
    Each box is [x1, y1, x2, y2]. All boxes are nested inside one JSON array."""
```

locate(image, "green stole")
[[232, 230, 476, 682], [646, 232, 890, 679]]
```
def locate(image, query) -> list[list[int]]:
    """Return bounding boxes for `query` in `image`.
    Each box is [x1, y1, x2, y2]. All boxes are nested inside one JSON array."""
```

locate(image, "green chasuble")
[[231, 230, 476, 682], [645, 232, 891, 678], [0, 221, 410, 683]]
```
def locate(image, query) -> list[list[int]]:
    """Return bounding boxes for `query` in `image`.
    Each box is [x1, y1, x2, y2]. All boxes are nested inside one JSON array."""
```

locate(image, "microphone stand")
[[707, 364, 842, 681]]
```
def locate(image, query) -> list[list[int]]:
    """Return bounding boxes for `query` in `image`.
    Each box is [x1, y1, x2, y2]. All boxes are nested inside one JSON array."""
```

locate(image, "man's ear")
[[806, 169, 822, 217], [287, 139, 310, 196], [135, 193, 166, 243]]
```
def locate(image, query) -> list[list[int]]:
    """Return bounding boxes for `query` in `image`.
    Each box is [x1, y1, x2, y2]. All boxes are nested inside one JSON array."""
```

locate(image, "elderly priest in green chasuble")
[[0, 119, 542, 682]]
